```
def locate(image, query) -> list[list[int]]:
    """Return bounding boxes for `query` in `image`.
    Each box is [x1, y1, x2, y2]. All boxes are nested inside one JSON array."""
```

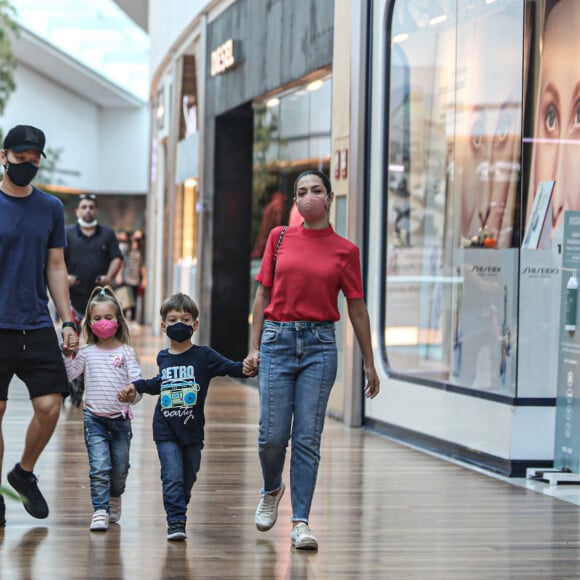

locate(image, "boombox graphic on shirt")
[[159, 365, 200, 409]]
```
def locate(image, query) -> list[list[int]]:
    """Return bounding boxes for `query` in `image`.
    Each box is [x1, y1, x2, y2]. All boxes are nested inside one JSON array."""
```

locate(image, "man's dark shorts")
[[0, 327, 69, 400]]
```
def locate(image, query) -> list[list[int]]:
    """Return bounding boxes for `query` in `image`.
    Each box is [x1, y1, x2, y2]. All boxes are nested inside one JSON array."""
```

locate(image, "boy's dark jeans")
[[156, 440, 202, 523]]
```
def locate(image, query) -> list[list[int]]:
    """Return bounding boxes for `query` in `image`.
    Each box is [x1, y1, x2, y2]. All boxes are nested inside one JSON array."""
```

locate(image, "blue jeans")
[[258, 320, 337, 522], [83, 408, 132, 512], [156, 440, 202, 524]]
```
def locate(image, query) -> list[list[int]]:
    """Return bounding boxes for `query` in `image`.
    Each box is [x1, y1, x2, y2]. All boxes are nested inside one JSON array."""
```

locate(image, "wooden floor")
[[2, 326, 580, 579]]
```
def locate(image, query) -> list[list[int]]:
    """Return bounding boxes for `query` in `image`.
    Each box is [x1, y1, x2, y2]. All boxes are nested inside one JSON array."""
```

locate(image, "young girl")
[[62, 286, 142, 531]]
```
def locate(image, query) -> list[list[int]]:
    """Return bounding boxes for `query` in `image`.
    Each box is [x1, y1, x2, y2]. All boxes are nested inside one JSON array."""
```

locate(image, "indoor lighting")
[[392, 33, 409, 44], [307, 80, 323, 92], [266, 97, 280, 108], [429, 14, 447, 25]]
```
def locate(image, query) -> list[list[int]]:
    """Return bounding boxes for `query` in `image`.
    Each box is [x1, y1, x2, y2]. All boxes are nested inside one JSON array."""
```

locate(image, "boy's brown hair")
[[160, 293, 199, 321]]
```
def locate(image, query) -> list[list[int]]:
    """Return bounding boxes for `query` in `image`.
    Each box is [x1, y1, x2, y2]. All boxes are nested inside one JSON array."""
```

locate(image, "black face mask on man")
[[4, 161, 39, 187]]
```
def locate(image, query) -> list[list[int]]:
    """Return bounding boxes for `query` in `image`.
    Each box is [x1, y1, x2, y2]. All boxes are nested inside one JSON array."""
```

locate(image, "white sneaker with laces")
[[109, 497, 122, 523], [255, 482, 285, 531], [290, 522, 318, 550], [90, 509, 110, 531]]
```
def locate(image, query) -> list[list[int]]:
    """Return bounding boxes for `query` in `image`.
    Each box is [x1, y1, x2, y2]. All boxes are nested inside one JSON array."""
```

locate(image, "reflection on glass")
[[384, 0, 523, 395], [250, 77, 332, 259], [248, 77, 332, 348], [455, 3, 522, 249]]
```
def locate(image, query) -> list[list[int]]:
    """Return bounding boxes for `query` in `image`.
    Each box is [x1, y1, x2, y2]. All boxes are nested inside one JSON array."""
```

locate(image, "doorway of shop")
[[212, 102, 253, 361]]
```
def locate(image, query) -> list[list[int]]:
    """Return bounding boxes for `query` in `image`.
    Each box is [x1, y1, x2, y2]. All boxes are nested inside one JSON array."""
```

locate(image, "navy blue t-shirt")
[[134, 345, 246, 446], [0, 187, 66, 329], [64, 223, 123, 313]]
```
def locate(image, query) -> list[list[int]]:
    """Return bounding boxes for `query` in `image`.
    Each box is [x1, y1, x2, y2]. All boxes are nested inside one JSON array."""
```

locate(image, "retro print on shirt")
[[159, 364, 200, 423]]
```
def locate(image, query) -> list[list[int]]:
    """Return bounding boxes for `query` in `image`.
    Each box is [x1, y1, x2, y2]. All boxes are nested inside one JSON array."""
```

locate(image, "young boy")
[[118, 292, 254, 541]]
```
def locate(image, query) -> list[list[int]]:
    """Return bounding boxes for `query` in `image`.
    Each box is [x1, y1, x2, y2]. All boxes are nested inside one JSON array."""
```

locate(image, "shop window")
[[384, 0, 524, 396], [248, 75, 332, 347], [250, 76, 332, 261]]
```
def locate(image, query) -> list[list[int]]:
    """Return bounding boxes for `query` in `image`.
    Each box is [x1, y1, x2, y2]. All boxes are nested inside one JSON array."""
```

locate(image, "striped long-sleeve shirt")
[[64, 344, 143, 417]]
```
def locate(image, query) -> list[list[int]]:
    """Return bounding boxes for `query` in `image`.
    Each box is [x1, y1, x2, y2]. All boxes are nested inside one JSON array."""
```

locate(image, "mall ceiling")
[[113, 0, 148, 31]]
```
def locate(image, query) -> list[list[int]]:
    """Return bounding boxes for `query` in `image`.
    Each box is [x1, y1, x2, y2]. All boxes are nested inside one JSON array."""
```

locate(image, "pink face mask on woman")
[[296, 194, 329, 222], [91, 319, 118, 340]]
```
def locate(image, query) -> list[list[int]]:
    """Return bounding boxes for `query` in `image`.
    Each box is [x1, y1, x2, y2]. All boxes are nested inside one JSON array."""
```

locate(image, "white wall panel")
[[149, 0, 208, 74], [98, 107, 149, 193], [2, 64, 148, 194], [4, 64, 99, 189]]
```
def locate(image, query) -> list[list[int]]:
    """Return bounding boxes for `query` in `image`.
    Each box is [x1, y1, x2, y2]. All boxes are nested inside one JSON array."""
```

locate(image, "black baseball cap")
[[3, 125, 46, 157]]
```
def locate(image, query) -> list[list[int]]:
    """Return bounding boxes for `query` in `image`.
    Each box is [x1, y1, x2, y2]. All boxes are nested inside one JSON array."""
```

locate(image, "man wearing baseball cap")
[[0, 124, 77, 526]]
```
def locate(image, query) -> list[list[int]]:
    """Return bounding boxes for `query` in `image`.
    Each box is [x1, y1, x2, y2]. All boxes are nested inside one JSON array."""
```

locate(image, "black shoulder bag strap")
[[272, 226, 288, 280]]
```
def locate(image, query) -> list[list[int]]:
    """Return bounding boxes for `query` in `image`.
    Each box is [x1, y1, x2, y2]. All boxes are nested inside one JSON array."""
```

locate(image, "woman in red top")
[[247, 170, 380, 550]]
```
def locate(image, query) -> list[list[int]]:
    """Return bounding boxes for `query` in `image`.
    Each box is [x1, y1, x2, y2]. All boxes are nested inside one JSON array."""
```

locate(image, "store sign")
[[211, 39, 240, 76]]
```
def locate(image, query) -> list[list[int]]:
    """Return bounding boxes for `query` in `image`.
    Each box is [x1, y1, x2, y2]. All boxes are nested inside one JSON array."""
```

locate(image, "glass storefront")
[[248, 74, 332, 340], [383, 0, 573, 399], [250, 77, 332, 260]]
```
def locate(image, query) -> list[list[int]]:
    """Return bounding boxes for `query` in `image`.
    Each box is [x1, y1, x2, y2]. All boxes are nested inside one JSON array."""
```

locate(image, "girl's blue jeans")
[[83, 408, 132, 512], [258, 320, 337, 522]]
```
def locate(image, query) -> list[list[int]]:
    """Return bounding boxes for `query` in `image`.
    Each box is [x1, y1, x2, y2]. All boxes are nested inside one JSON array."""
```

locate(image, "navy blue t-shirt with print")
[[0, 187, 66, 329], [134, 345, 246, 446]]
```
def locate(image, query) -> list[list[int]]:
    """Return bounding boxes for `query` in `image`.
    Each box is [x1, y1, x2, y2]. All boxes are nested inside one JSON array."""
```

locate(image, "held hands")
[[242, 351, 260, 377], [118, 384, 137, 403], [61, 326, 78, 357]]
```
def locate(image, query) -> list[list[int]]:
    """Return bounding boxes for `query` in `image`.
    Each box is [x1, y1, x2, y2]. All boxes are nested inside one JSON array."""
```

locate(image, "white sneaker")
[[109, 497, 122, 523], [255, 482, 285, 531], [290, 522, 318, 550], [90, 509, 109, 531]]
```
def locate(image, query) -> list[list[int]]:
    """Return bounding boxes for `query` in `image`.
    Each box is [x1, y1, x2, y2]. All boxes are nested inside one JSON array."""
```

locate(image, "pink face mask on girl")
[[91, 319, 118, 340]]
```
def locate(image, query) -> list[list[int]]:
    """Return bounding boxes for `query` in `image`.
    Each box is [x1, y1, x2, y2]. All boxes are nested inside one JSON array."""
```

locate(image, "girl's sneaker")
[[90, 509, 109, 531], [109, 497, 122, 523]]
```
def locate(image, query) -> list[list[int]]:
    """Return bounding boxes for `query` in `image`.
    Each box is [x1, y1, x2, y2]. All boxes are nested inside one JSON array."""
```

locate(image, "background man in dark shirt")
[[65, 194, 123, 320]]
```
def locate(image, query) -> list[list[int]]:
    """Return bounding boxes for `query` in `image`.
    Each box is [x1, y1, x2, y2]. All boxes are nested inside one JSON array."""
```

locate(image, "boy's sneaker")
[[109, 497, 122, 523], [7, 464, 49, 519], [90, 509, 109, 531], [167, 521, 187, 541], [255, 482, 285, 531], [0, 495, 5, 527], [290, 522, 318, 550]]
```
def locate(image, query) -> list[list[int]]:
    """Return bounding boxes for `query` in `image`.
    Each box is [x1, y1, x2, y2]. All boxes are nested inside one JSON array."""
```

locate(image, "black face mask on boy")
[[166, 322, 194, 343]]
